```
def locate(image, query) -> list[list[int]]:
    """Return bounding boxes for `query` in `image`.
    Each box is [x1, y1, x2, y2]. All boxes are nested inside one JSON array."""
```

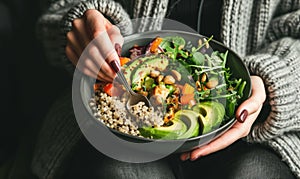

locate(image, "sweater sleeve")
[[36, 0, 132, 74], [244, 37, 300, 141], [243, 9, 300, 177], [243, 9, 300, 142]]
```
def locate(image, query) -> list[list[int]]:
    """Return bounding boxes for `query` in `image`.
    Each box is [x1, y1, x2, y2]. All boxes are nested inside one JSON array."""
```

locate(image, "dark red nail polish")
[[237, 110, 248, 123], [115, 43, 122, 57]]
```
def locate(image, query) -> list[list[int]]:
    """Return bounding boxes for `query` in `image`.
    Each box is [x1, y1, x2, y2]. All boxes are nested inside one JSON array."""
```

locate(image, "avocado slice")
[[123, 55, 158, 84], [138, 110, 200, 140], [139, 119, 187, 140], [192, 101, 225, 134], [131, 55, 169, 89], [175, 110, 200, 139]]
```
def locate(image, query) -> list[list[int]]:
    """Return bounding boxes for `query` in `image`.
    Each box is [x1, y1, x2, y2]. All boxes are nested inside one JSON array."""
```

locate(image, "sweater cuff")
[[243, 37, 300, 142], [61, 0, 132, 36]]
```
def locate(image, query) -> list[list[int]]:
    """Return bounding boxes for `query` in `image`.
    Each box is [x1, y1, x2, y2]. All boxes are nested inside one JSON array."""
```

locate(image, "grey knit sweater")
[[33, 0, 300, 178]]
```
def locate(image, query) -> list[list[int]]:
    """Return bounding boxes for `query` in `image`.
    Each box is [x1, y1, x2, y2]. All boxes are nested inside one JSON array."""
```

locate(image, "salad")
[[93, 35, 247, 140]]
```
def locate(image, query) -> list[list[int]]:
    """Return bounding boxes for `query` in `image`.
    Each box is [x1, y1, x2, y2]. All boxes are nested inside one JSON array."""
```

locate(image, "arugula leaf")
[[161, 36, 185, 48], [191, 52, 205, 65], [160, 38, 172, 49], [171, 36, 186, 48]]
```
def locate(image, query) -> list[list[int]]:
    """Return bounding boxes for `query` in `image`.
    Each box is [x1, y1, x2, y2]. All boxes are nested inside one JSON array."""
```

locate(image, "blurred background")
[[0, 0, 70, 178]]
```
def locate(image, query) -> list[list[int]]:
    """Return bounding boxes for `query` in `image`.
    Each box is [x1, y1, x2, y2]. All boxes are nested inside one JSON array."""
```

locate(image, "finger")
[[84, 10, 118, 61], [104, 17, 113, 30], [79, 63, 98, 79], [100, 60, 116, 79], [84, 9, 108, 39], [74, 48, 102, 80], [66, 31, 83, 57], [67, 34, 112, 81], [84, 43, 104, 69], [107, 25, 124, 47], [66, 39, 98, 81], [115, 43, 122, 57], [107, 25, 124, 57], [83, 10, 118, 78], [91, 29, 119, 64], [79, 58, 101, 77], [84, 42, 115, 81], [91, 30, 119, 77], [72, 18, 90, 48], [78, 50, 113, 81], [190, 126, 245, 161], [97, 71, 113, 82], [236, 76, 266, 121], [65, 44, 79, 66], [190, 105, 262, 161], [180, 152, 190, 161]]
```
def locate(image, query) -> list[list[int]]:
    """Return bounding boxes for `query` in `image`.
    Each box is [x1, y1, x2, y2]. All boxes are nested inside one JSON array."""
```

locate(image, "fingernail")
[[237, 110, 248, 123], [115, 43, 122, 57], [183, 153, 190, 161], [190, 153, 201, 161], [190, 155, 199, 161]]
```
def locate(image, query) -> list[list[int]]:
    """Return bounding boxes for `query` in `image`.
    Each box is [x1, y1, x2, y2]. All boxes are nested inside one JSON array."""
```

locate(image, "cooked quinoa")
[[89, 90, 164, 137]]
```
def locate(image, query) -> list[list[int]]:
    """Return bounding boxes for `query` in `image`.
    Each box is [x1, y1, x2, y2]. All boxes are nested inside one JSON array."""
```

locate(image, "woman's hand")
[[180, 76, 266, 161], [65, 9, 124, 82]]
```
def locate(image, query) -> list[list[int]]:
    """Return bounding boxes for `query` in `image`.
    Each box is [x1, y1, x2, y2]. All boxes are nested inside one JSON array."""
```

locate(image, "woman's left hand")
[[180, 76, 266, 161]]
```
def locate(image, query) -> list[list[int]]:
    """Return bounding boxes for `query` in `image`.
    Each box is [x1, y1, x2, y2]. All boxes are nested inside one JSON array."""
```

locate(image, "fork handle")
[[109, 60, 135, 95]]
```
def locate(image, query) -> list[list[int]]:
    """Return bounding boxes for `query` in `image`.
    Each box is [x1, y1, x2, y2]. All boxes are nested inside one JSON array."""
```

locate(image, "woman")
[[32, 0, 300, 178]]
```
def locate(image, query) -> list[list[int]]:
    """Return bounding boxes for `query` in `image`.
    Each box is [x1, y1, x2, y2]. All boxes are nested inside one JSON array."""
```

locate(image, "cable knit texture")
[[32, 0, 300, 178]]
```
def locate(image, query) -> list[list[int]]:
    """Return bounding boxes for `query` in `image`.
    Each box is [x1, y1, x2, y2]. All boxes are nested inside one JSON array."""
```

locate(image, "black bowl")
[[76, 30, 251, 154]]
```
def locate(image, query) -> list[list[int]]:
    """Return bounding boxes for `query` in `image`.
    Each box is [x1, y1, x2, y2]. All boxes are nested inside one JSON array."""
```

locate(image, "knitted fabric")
[[31, 89, 83, 178], [32, 0, 300, 178]]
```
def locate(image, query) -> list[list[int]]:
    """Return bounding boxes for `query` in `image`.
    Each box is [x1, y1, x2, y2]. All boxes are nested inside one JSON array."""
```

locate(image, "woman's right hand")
[[65, 9, 124, 82]]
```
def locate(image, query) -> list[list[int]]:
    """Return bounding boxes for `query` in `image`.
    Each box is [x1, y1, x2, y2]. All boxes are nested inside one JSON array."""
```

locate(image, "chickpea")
[[198, 39, 203, 46], [163, 75, 176, 85], [156, 75, 164, 83], [171, 70, 181, 81], [206, 78, 219, 89], [203, 38, 210, 49]]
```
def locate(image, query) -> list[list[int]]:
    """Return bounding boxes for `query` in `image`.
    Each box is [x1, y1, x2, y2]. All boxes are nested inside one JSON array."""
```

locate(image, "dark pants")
[[64, 138, 295, 179]]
